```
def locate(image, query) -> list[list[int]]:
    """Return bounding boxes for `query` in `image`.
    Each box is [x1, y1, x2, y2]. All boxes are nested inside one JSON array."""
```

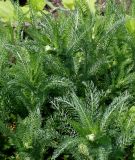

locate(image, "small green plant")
[[1, 0, 135, 159], [51, 82, 134, 160]]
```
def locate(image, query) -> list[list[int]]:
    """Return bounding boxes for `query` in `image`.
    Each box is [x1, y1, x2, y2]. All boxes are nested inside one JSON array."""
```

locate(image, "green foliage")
[[51, 83, 133, 160], [0, 0, 135, 159], [29, 0, 46, 11], [0, 0, 47, 23]]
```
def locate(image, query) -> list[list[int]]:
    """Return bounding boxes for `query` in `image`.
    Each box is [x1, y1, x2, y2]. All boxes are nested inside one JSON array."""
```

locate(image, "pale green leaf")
[[125, 17, 135, 34], [86, 0, 96, 15], [62, 0, 75, 10], [0, 0, 16, 22], [29, 0, 46, 11]]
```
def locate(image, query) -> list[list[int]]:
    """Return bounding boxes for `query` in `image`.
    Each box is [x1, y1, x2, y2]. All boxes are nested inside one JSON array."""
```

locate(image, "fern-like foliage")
[[1, 0, 135, 159], [51, 82, 134, 160], [0, 108, 59, 160]]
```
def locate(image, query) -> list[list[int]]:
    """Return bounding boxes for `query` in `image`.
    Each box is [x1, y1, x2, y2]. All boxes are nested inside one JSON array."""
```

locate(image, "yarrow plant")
[[0, 0, 135, 159]]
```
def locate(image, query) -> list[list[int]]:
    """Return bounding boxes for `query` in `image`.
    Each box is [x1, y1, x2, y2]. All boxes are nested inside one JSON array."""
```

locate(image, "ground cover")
[[1, 0, 135, 159]]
